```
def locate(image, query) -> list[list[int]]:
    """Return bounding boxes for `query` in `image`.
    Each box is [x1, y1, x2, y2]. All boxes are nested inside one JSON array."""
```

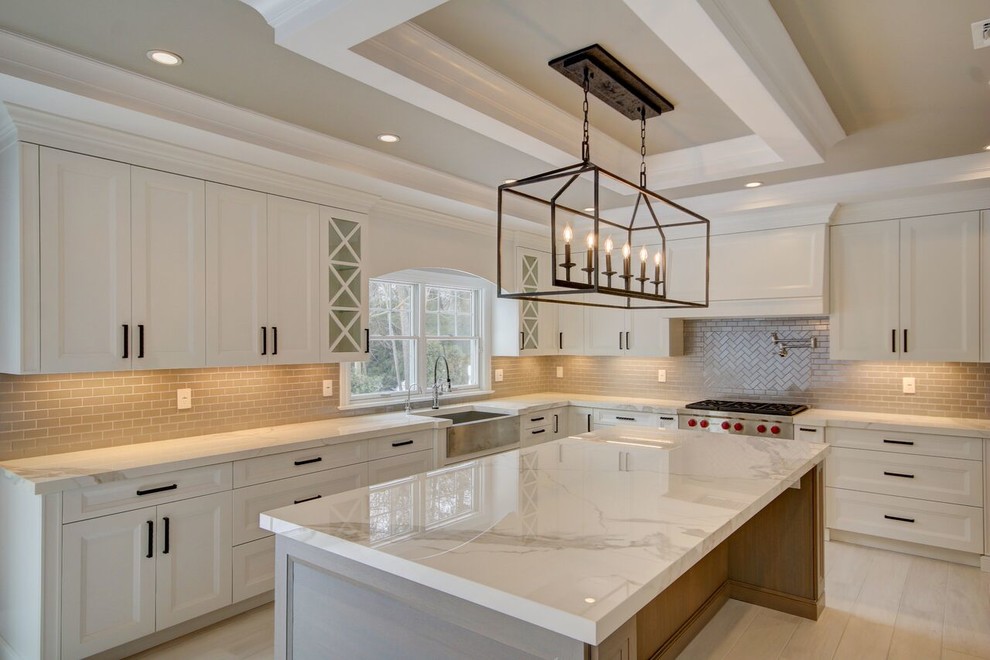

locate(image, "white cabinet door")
[[321, 207, 368, 361], [40, 148, 131, 372], [267, 196, 320, 364], [61, 507, 157, 659], [131, 167, 206, 369], [557, 304, 585, 354], [584, 307, 626, 356], [568, 406, 593, 435], [625, 313, 682, 357], [206, 183, 268, 366], [155, 491, 232, 630], [983, 212, 990, 362], [830, 220, 900, 360], [899, 212, 980, 362], [516, 247, 559, 355]]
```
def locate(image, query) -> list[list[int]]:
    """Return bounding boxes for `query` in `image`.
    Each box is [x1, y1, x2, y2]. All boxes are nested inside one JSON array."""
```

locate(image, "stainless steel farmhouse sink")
[[414, 407, 520, 462]]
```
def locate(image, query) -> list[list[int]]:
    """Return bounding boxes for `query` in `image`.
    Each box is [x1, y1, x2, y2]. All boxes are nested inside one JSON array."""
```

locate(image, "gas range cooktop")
[[678, 400, 810, 439], [683, 400, 809, 416]]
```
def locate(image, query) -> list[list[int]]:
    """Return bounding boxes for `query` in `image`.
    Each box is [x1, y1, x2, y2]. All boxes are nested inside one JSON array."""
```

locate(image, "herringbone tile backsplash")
[[2, 317, 988, 460]]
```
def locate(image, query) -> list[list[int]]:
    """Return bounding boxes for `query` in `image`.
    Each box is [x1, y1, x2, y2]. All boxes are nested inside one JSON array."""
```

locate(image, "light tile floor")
[[130, 541, 990, 659]]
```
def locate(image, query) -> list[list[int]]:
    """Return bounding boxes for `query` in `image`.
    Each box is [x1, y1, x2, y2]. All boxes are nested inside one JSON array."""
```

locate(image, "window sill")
[[337, 389, 496, 412]]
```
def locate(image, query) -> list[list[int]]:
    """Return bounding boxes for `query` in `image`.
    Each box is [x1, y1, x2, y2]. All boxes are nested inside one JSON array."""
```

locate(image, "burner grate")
[[684, 400, 808, 416]]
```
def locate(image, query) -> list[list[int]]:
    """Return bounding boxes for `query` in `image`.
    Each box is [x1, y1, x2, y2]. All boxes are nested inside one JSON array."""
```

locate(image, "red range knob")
[[770, 425, 781, 435], [699, 419, 709, 428], [756, 424, 767, 433], [687, 418, 697, 427], [721, 421, 731, 430], [734, 423, 744, 431]]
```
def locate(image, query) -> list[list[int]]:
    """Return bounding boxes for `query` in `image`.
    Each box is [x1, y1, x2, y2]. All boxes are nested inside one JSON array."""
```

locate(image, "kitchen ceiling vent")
[[497, 44, 710, 310]]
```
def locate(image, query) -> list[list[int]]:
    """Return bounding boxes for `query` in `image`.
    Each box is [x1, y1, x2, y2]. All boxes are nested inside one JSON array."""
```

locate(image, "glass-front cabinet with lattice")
[[516, 247, 557, 355], [321, 208, 368, 362]]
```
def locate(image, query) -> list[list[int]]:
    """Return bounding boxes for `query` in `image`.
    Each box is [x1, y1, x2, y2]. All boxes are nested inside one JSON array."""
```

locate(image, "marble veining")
[[261, 427, 829, 645]]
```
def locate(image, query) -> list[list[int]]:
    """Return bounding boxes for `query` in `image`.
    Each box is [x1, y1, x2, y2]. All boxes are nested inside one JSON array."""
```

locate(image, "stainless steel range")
[[677, 400, 809, 440]]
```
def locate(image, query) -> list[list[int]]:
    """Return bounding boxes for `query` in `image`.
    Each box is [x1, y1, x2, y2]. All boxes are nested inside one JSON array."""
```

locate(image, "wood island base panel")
[[262, 427, 828, 659]]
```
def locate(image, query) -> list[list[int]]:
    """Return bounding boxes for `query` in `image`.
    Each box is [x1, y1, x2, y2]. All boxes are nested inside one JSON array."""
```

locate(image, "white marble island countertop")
[[261, 427, 829, 646]]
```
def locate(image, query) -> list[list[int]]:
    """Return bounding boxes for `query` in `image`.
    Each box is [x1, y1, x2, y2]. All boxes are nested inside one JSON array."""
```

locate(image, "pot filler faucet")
[[431, 355, 452, 409]]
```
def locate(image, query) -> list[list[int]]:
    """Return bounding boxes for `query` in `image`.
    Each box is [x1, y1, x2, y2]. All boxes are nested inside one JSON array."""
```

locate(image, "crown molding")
[[371, 198, 496, 237], [833, 186, 990, 225]]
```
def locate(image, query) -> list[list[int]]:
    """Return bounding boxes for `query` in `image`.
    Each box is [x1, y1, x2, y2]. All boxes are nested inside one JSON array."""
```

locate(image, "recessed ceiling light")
[[502, 178, 517, 184], [377, 134, 400, 143], [744, 181, 763, 188], [584, 597, 597, 604], [146, 50, 182, 66], [583, 207, 596, 213], [983, 145, 990, 151]]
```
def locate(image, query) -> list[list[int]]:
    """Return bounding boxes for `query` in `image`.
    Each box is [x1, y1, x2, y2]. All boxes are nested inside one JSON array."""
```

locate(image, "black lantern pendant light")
[[497, 45, 710, 309]]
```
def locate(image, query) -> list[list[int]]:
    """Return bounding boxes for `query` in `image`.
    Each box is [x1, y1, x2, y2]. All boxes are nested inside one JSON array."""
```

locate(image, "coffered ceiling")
[[0, 0, 987, 221]]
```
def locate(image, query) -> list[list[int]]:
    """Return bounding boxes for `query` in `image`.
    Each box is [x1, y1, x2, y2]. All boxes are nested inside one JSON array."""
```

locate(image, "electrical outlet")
[[556, 366, 564, 378], [176, 388, 192, 410], [657, 369, 667, 383], [494, 369, 504, 382], [322, 380, 334, 397], [972, 19, 990, 49], [902, 377, 916, 394]]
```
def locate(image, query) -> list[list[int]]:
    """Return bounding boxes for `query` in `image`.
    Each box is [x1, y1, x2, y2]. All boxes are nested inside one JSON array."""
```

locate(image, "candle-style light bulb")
[[622, 242, 631, 277], [654, 250, 662, 282], [585, 232, 595, 271], [639, 246, 648, 279], [562, 224, 572, 268], [604, 235, 613, 274]]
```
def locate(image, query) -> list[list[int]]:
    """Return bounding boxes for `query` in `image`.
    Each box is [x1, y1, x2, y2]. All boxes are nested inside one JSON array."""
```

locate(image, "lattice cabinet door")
[[516, 247, 557, 355], [320, 207, 368, 362]]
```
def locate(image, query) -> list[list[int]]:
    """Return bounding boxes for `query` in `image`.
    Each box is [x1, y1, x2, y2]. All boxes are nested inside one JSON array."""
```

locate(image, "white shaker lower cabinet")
[[61, 491, 232, 658], [519, 408, 567, 447], [368, 450, 434, 484]]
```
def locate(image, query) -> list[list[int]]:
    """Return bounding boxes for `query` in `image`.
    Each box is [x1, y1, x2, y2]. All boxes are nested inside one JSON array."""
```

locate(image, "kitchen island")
[[261, 426, 829, 659]]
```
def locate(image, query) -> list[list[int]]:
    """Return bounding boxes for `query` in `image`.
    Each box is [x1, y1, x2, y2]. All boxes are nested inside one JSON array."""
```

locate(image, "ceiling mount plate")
[[549, 44, 674, 120]]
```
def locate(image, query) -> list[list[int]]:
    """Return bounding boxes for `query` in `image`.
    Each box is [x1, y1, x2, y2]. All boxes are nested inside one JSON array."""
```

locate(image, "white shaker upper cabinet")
[[983, 212, 990, 362], [267, 196, 320, 364], [206, 183, 268, 366], [830, 212, 980, 361], [131, 168, 206, 370], [321, 207, 369, 362], [584, 307, 626, 356], [40, 148, 132, 373]]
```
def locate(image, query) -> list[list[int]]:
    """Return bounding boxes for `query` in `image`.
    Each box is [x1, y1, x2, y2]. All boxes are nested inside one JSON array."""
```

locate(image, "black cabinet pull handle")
[[123, 324, 129, 359], [883, 471, 915, 479], [365, 328, 370, 354], [618, 332, 623, 350], [137, 324, 145, 358], [553, 414, 558, 434], [530, 416, 545, 422], [294, 494, 322, 505], [659, 416, 674, 421], [261, 326, 267, 355], [146, 520, 154, 559], [883, 439, 914, 446], [625, 331, 630, 350], [294, 457, 322, 466], [520, 331, 525, 351], [891, 328, 896, 353], [391, 439, 414, 447], [586, 413, 591, 433], [559, 332, 563, 350], [798, 427, 818, 432], [903, 328, 908, 353], [272, 326, 278, 356], [136, 483, 178, 496], [162, 516, 170, 554], [532, 428, 546, 435], [616, 416, 636, 421], [884, 514, 915, 523]]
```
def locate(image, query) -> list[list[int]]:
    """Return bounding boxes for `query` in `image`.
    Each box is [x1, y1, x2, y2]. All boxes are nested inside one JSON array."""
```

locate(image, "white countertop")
[[2, 391, 984, 495], [261, 427, 829, 646]]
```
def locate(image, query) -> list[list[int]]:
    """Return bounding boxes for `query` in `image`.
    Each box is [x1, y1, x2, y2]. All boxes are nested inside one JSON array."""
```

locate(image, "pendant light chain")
[[581, 67, 591, 163], [639, 106, 647, 188]]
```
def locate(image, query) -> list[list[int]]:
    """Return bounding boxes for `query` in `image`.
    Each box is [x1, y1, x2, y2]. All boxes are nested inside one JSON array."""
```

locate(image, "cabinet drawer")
[[826, 487, 984, 553], [521, 424, 552, 447], [367, 430, 433, 461], [827, 447, 982, 506], [232, 440, 367, 487], [794, 425, 824, 442], [63, 464, 232, 523], [594, 409, 658, 427], [232, 463, 368, 545], [521, 411, 555, 430], [827, 427, 982, 460], [232, 536, 275, 603], [368, 450, 433, 485]]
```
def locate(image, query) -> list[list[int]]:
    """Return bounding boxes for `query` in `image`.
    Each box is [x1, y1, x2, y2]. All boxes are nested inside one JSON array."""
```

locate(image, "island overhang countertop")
[[261, 426, 829, 646]]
